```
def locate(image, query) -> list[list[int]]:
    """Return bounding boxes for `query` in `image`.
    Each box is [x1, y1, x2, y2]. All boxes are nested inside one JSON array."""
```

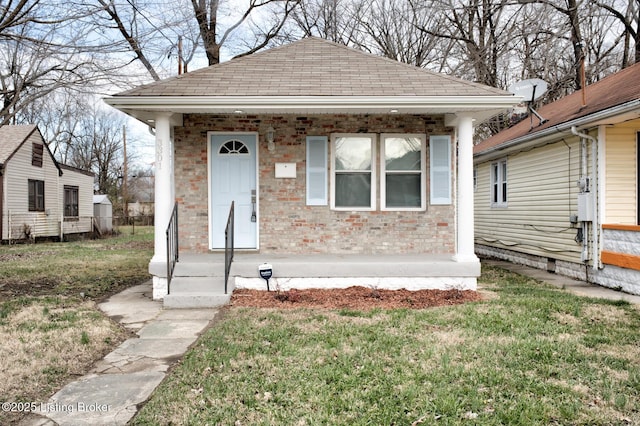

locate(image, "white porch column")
[[453, 114, 479, 263], [149, 112, 175, 299]]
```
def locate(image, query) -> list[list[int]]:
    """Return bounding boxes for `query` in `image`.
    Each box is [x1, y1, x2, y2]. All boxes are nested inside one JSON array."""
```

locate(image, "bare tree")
[[17, 89, 90, 161], [0, 1, 105, 125], [360, 0, 449, 69], [596, 0, 640, 67], [66, 109, 127, 196], [287, 0, 367, 46], [94, 0, 162, 81], [411, 0, 526, 88], [191, 0, 301, 65]]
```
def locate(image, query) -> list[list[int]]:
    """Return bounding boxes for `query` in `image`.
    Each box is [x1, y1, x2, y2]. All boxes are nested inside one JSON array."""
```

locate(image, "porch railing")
[[224, 201, 235, 294], [166, 202, 179, 294]]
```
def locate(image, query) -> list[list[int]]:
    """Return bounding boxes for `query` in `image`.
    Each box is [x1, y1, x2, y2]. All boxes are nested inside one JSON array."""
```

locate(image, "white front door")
[[210, 134, 258, 249]]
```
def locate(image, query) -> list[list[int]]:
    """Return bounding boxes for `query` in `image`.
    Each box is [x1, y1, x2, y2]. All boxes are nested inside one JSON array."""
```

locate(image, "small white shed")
[[93, 194, 112, 233]]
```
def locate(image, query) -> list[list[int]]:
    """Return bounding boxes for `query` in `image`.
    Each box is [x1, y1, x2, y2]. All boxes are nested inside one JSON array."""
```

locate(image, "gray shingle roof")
[[114, 37, 509, 98], [0, 124, 37, 165]]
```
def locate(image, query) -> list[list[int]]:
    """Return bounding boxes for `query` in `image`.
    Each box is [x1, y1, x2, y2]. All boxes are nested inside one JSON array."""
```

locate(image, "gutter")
[[104, 95, 521, 113], [475, 99, 640, 162]]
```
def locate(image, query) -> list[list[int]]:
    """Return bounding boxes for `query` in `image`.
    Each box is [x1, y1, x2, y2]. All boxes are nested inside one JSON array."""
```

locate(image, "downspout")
[[571, 126, 599, 272]]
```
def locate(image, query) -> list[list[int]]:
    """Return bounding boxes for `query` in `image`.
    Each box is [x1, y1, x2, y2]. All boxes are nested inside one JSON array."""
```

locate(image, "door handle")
[[251, 190, 256, 222]]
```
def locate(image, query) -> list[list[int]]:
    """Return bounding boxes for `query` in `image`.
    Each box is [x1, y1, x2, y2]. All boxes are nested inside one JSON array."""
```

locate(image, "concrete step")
[[164, 277, 234, 308], [173, 260, 226, 277]]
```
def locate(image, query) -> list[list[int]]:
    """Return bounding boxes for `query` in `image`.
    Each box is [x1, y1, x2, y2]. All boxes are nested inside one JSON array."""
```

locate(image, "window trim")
[[491, 158, 508, 207], [28, 179, 45, 212], [380, 133, 426, 211], [330, 133, 377, 211]]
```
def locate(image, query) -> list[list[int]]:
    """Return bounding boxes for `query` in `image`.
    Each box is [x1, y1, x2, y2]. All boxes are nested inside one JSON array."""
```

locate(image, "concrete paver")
[[41, 372, 165, 426]]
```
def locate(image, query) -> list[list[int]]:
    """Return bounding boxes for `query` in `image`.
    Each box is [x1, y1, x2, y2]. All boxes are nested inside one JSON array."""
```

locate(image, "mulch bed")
[[231, 286, 482, 310]]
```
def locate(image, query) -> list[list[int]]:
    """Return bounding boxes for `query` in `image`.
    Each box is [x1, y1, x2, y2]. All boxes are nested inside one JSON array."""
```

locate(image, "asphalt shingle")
[[114, 37, 509, 98], [0, 124, 37, 165]]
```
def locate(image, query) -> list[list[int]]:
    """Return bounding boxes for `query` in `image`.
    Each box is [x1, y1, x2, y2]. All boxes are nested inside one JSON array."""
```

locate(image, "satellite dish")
[[508, 78, 548, 102], [508, 78, 549, 127]]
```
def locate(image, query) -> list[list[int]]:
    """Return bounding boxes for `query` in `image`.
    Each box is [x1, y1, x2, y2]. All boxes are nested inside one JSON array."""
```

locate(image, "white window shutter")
[[430, 135, 451, 205], [306, 136, 328, 205]]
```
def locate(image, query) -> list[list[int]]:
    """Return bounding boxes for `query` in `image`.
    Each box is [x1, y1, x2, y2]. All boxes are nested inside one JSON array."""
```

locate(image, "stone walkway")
[[20, 282, 219, 426]]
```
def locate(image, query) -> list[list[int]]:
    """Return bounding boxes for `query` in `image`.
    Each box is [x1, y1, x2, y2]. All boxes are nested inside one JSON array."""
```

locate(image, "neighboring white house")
[[474, 63, 640, 295], [0, 125, 94, 241]]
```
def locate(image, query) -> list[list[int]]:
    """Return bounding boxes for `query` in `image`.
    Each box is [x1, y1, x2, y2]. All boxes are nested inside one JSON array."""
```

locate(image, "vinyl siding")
[[3, 132, 60, 239], [475, 137, 584, 263], [604, 120, 638, 224], [60, 168, 94, 234]]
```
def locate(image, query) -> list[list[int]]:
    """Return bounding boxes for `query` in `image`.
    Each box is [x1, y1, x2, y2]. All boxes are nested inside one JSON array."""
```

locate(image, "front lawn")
[[0, 228, 153, 424], [0, 226, 154, 301], [133, 267, 640, 425]]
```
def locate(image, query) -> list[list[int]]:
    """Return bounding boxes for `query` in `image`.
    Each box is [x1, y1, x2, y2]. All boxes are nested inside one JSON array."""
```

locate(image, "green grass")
[[0, 228, 153, 424], [133, 266, 640, 425], [0, 226, 154, 302]]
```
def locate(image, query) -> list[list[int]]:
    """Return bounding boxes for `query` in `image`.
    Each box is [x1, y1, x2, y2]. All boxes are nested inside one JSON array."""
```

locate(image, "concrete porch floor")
[[176, 252, 481, 279], [162, 253, 481, 308]]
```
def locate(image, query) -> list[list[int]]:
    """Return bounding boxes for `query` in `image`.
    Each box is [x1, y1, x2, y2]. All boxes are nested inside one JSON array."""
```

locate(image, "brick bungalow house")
[[105, 37, 519, 300]]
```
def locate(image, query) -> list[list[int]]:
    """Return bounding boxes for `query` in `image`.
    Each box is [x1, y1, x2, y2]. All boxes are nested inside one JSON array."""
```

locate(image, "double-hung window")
[[491, 159, 508, 207], [28, 179, 45, 212], [381, 134, 426, 210], [64, 185, 79, 219], [327, 133, 451, 210], [331, 134, 376, 210]]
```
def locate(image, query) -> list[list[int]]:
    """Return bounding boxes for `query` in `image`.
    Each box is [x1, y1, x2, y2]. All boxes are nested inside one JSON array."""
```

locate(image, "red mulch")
[[230, 286, 482, 310]]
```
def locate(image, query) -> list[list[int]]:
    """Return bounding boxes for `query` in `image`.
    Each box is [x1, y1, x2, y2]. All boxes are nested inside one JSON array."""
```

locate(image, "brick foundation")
[[174, 113, 455, 255]]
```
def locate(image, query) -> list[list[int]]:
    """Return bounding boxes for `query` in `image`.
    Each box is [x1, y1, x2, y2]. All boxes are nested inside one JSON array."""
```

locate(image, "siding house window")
[[331, 134, 376, 210], [32, 143, 43, 167], [491, 159, 508, 207], [64, 185, 79, 219], [28, 179, 45, 211], [381, 134, 426, 210]]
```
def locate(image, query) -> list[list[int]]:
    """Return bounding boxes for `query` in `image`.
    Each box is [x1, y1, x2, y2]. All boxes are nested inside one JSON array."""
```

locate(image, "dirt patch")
[[231, 286, 482, 310], [0, 278, 60, 300]]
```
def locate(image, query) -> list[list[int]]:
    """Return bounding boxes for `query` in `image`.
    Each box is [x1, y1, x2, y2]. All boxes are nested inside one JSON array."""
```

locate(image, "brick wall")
[[174, 113, 456, 254]]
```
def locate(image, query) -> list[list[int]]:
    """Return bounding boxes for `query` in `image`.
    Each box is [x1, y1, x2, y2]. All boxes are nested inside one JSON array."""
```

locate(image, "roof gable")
[[475, 63, 640, 155], [0, 124, 62, 176], [115, 37, 509, 98], [0, 124, 38, 165]]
